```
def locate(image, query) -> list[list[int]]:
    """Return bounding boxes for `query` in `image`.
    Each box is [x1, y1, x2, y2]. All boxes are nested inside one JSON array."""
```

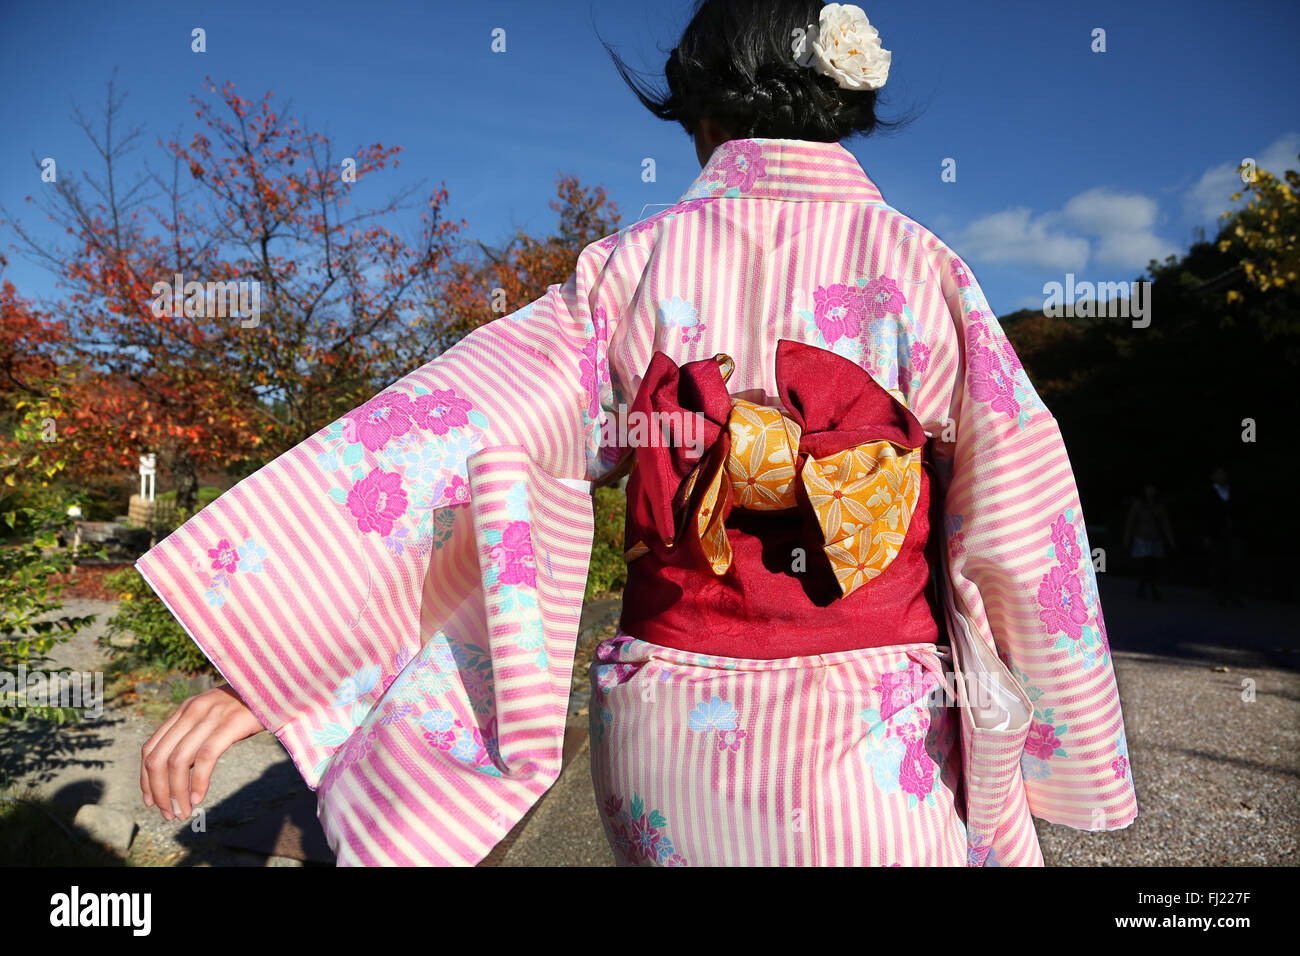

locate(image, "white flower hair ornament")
[[807, 3, 891, 91]]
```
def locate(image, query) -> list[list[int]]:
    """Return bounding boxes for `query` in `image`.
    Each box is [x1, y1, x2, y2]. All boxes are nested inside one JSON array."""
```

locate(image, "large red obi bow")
[[624, 339, 929, 599]]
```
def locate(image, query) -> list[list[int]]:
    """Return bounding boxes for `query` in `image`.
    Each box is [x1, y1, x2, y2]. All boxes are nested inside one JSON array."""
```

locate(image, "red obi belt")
[[619, 339, 940, 659]]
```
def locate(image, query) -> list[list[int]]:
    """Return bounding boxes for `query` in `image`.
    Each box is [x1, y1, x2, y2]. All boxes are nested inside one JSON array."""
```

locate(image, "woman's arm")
[[136, 236, 620, 852], [932, 247, 1137, 833]]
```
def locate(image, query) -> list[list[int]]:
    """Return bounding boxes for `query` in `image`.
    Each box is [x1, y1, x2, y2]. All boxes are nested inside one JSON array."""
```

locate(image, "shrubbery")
[[102, 567, 214, 675], [585, 484, 628, 601]]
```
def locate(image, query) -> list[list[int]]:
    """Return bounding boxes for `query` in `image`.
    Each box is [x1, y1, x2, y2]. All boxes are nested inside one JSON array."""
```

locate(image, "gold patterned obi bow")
[[623, 339, 929, 599]]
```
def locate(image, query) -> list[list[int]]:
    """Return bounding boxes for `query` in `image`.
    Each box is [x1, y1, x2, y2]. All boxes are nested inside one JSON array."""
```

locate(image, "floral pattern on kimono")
[[196, 537, 268, 608], [795, 271, 928, 402], [680, 139, 768, 199], [860, 659, 946, 808], [688, 695, 749, 753], [317, 385, 487, 563], [482, 480, 549, 672], [603, 792, 689, 866], [952, 274, 1048, 432]]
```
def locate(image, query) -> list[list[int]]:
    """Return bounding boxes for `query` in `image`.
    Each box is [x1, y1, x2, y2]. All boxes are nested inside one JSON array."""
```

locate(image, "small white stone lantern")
[[139, 453, 157, 502]]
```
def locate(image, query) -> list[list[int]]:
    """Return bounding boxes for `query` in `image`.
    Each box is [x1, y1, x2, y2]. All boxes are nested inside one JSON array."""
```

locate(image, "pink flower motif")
[[1025, 720, 1063, 759], [424, 728, 456, 751], [949, 530, 967, 558], [347, 468, 409, 536], [951, 257, 971, 288], [1037, 564, 1088, 640], [1111, 755, 1129, 780], [207, 538, 239, 574], [441, 474, 470, 506], [579, 338, 608, 420], [967, 343, 1020, 417], [719, 141, 767, 191], [898, 735, 936, 797], [878, 666, 934, 721], [1051, 515, 1082, 565], [996, 335, 1023, 375], [813, 283, 865, 344], [680, 321, 706, 344], [862, 276, 906, 317], [491, 520, 536, 588], [910, 341, 930, 376], [716, 728, 748, 752], [409, 388, 472, 435], [347, 392, 414, 452], [592, 305, 611, 342]]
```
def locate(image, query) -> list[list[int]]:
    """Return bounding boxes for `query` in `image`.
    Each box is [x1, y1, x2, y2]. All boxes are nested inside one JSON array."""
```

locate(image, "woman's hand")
[[140, 685, 266, 821]]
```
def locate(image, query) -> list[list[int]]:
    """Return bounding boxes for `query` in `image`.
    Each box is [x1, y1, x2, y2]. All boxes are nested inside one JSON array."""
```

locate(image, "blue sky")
[[1, 0, 1297, 315]]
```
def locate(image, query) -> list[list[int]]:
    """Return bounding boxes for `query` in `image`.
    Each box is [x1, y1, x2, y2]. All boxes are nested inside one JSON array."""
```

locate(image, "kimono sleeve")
[[135, 241, 618, 865], [935, 252, 1138, 834]]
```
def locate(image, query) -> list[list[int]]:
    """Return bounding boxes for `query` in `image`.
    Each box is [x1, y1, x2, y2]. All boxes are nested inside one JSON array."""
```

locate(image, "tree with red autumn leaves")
[[436, 174, 621, 351], [3, 74, 463, 513], [2, 74, 622, 517]]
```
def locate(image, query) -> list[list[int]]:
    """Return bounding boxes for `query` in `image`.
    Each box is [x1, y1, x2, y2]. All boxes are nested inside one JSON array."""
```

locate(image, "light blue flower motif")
[[334, 665, 381, 706], [657, 295, 699, 329], [1021, 754, 1053, 781], [375, 433, 418, 472], [403, 443, 447, 486], [443, 428, 481, 463], [204, 589, 226, 608], [680, 179, 714, 201], [504, 480, 529, 522], [863, 733, 905, 794], [237, 539, 268, 573], [655, 834, 676, 862], [506, 302, 537, 325], [688, 696, 739, 732], [1115, 732, 1129, 761], [451, 730, 480, 763], [418, 709, 455, 733], [315, 449, 340, 472]]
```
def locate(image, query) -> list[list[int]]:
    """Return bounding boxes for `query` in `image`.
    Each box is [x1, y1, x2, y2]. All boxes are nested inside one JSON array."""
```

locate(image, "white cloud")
[[958, 207, 1090, 271], [958, 187, 1177, 273], [1185, 132, 1300, 225], [1062, 187, 1157, 233], [1059, 188, 1179, 267]]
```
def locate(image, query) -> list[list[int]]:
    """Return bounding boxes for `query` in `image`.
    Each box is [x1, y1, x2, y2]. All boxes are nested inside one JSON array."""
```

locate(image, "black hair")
[[602, 0, 908, 142]]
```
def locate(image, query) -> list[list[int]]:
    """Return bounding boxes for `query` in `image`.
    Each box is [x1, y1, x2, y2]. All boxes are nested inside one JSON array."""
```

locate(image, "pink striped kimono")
[[136, 137, 1138, 866]]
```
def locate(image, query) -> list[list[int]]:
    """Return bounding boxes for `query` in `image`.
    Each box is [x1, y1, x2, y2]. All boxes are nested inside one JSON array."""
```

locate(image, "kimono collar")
[[678, 138, 885, 204]]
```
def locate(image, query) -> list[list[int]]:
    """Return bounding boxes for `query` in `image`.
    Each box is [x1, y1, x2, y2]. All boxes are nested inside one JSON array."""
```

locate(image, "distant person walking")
[[1125, 483, 1175, 600], [1203, 466, 1244, 607]]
